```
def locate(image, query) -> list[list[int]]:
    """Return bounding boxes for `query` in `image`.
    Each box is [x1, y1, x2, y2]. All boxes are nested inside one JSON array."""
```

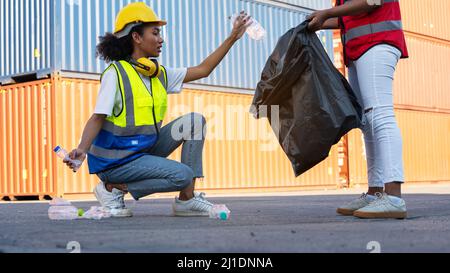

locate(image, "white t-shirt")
[[94, 66, 187, 117]]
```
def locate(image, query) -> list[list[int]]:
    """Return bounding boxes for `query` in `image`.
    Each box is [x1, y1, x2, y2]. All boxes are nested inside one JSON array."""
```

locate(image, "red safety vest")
[[337, 0, 409, 66]]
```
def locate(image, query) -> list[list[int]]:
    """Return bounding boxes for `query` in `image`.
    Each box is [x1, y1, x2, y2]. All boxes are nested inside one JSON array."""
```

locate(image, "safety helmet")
[[114, 2, 166, 38]]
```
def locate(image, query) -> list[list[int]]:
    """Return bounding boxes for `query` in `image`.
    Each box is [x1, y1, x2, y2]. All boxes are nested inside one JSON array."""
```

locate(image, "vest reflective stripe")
[[89, 145, 138, 160], [115, 61, 136, 126], [102, 120, 162, 136], [344, 20, 403, 43]]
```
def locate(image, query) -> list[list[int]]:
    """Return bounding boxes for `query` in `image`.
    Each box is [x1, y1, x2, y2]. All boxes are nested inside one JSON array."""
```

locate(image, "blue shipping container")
[[0, 0, 333, 90]]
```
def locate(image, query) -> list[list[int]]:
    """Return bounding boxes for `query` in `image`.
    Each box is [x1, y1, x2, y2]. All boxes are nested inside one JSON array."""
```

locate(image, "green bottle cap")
[[219, 212, 228, 220], [78, 208, 85, 217]]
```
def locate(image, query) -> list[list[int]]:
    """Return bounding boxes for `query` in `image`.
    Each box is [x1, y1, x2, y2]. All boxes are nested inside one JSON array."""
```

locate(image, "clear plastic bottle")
[[48, 198, 79, 220], [209, 205, 231, 221], [48, 206, 79, 220], [54, 146, 82, 172], [230, 13, 266, 41]]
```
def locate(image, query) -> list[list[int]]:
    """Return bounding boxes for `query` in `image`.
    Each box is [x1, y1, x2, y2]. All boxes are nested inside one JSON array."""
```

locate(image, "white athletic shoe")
[[173, 192, 214, 217], [353, 192, 407, 219], [93, 182, 133, 218], [337, 193, 374, 216]]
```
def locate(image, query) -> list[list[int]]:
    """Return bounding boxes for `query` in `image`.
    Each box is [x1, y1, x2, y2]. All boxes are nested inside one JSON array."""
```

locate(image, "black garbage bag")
[[251, 20, 365, 177]]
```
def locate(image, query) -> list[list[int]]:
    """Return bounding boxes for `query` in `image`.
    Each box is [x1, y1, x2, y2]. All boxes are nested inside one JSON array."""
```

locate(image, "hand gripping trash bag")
[[251, 20, 365, 177]]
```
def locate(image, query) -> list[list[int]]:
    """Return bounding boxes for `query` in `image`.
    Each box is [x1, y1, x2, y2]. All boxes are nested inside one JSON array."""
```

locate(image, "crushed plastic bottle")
[[48, 198, 79, 220], [230, 13, 266, 41], [209, 205, 231, 221], [54, 146, 82, 172], [82, 206, 111, 220]]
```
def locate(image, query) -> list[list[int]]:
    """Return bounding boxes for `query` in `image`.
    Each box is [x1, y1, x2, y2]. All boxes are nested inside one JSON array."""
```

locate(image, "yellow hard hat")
[[114, 2, 166, 38]]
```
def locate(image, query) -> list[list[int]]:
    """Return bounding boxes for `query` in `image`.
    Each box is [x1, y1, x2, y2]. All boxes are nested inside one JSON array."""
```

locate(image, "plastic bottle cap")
[[219, 212, 228, 220], [78, 208, 85, 217], [53, 146, 61, 153]]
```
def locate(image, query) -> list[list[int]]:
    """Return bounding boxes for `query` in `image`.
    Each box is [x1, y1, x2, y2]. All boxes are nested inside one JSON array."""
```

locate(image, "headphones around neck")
[[128, 57, 161, 78]]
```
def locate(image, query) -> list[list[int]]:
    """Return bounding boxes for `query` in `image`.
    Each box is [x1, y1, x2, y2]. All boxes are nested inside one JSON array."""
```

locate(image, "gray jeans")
[[97, 112, 207, 200]]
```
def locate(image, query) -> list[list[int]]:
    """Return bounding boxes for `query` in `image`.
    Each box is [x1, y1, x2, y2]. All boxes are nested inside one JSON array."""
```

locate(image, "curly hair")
[[96, 23, 150, 62]]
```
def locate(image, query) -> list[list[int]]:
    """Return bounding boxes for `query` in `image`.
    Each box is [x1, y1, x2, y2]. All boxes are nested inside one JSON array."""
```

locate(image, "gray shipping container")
[[0, 0, 333, 90]]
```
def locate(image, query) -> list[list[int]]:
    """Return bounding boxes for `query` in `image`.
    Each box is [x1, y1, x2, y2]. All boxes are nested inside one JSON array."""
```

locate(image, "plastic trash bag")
[[251, 20, 365, 177]]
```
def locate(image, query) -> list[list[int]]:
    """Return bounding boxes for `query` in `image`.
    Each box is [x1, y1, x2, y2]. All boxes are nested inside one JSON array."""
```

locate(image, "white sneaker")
[[353, 193, 407, 219], [173, 192, 214, 217], [337, 193, 374, 216], [93, 182, 133, 218]]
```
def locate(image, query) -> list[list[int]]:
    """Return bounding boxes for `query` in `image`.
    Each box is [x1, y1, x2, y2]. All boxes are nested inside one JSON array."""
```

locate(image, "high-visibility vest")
[[87, 60, 168, 174], [337, 0, 409, 65]]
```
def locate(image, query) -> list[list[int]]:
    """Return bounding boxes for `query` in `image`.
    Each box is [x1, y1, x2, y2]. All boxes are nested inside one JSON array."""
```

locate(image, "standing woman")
[[308, 0, 409, 219], [64, 2, 251, 217]]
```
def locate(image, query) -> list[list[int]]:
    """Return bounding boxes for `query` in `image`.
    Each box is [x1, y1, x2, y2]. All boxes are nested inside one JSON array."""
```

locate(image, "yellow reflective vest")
[[88, 60, 168, 174]]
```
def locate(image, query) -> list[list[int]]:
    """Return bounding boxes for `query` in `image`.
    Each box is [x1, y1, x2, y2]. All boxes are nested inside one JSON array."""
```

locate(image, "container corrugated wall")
[[55, 0, 332, 89], [51, 76, 101, 196], [271, 0, 331, 10], [0, 80, 55, 199], [325, 1, 450, 113], [166, 89, 339, 190], [348, 110, 450, 187], [394, 35, 450, 112], [401, 0, 450, 41], [395, 0, 450, 112], [343, 0, 450, 187], [5, 79, 449, 197], [1, 0, 333, 89], [0, 0, 53, 80], [50, 78, 339, 196]]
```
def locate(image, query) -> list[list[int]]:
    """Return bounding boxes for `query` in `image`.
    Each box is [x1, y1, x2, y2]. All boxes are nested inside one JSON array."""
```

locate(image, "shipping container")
[[330, 30, 450, 112], [325, 0, 450, 41], [329, 0, 450, 188], [348, 109, 450, 187], [328, 1, 450, 112], [0, 80, 56, 200], [3, 81, 449, 198], [265, 0, 331, 11], [401, 0, 450, 42], [394, 34, 450, 112], [2, 77, 341, 199], [0, 0, 334, 89], [2, 0, 449, 200]]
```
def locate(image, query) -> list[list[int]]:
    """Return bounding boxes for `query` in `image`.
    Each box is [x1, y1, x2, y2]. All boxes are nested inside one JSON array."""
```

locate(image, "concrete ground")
[[1, 185, 450, 253]]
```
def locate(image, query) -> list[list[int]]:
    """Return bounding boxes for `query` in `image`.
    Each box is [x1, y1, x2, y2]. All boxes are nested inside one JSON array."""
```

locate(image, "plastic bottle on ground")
[[82, 207, 111, 220], [209, 205, 231, 220], [48, 198, 79, 220]]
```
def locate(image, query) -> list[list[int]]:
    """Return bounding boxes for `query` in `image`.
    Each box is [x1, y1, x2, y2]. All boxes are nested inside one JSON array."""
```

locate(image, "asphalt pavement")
[[1, 191, 449, 253]]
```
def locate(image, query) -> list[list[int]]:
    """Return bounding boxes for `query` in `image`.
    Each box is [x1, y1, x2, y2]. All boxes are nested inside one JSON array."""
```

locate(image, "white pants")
[[348, 44, 404, 188]]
